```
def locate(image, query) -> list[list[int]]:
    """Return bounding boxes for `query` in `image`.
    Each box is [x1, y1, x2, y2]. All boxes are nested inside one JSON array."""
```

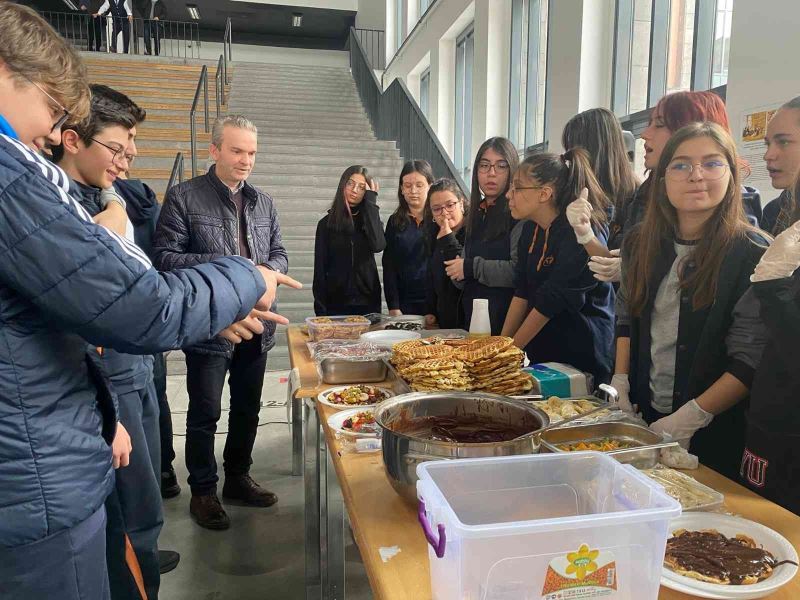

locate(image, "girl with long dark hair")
[[615, 122, 768, 479], [423, 179, 469, 329], [446, 137, 522, 333], [501, 149, 614, 384], [313, 165, 385, 316], [570, 91, 763, 283], [382, 160, 435, 316]]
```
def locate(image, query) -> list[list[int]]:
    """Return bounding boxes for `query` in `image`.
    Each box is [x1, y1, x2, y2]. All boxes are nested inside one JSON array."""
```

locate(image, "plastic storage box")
[[416, 452, 681, 600], [305, 315, 371, 342]]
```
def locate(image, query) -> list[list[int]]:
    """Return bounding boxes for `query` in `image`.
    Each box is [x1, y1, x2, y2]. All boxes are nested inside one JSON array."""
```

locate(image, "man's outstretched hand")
[[256, 266, 303, 313]]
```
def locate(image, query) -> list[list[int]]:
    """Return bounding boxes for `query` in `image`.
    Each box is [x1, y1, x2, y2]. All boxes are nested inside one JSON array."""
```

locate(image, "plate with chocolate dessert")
[[660, 512, 798, 599]]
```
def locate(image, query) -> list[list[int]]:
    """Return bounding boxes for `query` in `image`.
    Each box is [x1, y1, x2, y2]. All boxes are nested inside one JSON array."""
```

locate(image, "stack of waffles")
[[391, 336, 533, 394]]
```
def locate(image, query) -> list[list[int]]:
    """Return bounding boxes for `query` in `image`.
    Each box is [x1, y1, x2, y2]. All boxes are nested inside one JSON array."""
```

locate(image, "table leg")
[[304, 398, 322, 600], [292, 393, 304, 476], [325, 448, 345, 599]]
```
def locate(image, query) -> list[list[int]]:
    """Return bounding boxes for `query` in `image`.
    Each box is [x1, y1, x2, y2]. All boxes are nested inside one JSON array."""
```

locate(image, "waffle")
[[455, 336, 514, 362], [406, 344, 456, 360], [392, 339, 425, 356]]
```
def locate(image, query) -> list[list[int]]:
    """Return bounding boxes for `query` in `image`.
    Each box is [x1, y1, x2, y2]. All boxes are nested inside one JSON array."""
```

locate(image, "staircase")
[[226, 62, 404, 369], [83, 53, 405, 371], [81, 53, 225, 197]]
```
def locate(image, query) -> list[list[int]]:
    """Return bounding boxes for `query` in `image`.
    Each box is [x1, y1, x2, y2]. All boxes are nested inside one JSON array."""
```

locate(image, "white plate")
[[317, 385, 394, 410], [327, 408, 382, 438], [360, 330, 421, 349], [660, 512, 799, 599]]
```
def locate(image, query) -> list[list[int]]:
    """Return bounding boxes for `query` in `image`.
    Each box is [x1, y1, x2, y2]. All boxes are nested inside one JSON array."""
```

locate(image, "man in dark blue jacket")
[[0, 5, 299, 599]]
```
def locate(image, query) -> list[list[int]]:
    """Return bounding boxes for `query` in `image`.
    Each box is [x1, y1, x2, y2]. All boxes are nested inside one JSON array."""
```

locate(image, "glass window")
[[711, 0, 734, 87], [396, 0, 405, 53], [508, 0, 549, 151], [665, 0, 695, 95], [454, 27, 474, 185], [419, 0, 431, 16], [420, 68, 430, 118]]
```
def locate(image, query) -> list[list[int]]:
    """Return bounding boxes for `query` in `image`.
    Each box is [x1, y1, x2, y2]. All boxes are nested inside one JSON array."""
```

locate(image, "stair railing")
[[223, 17, 233, 85], [167, 152, 184, 192], [348, 27, 467, 193], [189, 65, 210, 178], [215, 55, 225, 117]]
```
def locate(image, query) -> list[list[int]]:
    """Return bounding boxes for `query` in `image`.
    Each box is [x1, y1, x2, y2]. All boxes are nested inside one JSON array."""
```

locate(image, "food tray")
[[540, 422, 676, 469], [641, 465, 724, 512], [319, 358, 387, 384], [382, 315, 425, 331], [521, 395, 625, 425], [305, 315, 371, 342]]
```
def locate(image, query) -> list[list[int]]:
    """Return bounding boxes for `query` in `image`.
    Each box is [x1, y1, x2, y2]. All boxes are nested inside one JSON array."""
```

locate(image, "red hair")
[[656, 90, 730, 133]]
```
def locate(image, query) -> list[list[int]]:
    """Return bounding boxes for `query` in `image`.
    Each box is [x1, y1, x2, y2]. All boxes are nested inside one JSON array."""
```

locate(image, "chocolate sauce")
[[396, 415, 534, 443], [666, 530, 790, 584]]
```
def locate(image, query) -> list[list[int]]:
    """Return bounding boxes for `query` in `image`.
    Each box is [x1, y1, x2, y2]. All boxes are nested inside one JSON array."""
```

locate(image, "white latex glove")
[[566, 188, 595, 245], [650, 399, 713, 449], [751, 220, 800, 282], [610, 373, 635, 414], [589, 250, 621, 282]]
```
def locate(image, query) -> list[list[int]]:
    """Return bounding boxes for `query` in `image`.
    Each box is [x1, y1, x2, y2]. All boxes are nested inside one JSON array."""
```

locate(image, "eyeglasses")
[[431, 201, 461, 215], [508, 184, 544, 194], [19, 73, 70, 134], [477, 160, 510, 174], [402, 182, 428, 192], [90, 137, 129, 167], [345, 179, 367, 193], [665, 159, 729, 182]]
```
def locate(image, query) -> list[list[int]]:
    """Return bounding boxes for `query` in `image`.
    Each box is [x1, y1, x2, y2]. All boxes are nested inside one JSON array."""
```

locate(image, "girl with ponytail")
[[501, 148, 615, 384]]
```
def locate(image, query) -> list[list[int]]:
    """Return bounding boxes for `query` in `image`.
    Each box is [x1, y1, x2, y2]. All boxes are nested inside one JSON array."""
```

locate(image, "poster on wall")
[[738, 102, 783, 198]]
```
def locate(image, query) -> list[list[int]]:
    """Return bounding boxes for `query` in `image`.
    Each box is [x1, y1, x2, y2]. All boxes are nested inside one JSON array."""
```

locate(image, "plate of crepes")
[[390, 336, 534, 395], [661, 512, 799, 599], [531, 396, 614, 424], [318, 385, 393, 410], [327, 408, 381, 438]]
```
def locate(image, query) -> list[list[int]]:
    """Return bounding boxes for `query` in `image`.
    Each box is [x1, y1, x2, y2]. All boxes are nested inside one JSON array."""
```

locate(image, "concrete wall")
[[231, 0, 358, 9], [356, 0, 386, 30], [199, 42, 349, 67], [725, 0, 800, 199]]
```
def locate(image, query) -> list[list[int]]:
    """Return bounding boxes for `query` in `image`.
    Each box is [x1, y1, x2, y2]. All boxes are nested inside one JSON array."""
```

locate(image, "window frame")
[[454, 26, 475, 185], [420, 67, 431, 118]]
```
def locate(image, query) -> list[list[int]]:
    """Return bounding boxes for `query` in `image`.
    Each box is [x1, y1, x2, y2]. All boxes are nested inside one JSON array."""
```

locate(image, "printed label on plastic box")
[[541, 544, 617, 599]]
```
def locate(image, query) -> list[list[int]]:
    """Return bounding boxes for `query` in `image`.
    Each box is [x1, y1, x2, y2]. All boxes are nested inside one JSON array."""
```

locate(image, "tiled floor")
[[159, 370, 373, 600]]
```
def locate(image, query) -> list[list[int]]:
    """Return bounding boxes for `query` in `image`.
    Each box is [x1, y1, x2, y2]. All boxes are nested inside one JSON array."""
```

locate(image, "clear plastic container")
[[641, 465, 725, 512], [416, 452, 681, 600], [305, 315, 371, 342]]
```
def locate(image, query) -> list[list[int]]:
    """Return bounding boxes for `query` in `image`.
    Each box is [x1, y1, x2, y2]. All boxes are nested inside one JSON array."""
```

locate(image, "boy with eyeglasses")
[[0, 5, 299, 599]]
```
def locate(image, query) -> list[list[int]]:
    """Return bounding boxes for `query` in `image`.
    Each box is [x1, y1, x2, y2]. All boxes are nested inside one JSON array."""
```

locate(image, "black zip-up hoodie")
[[313, 191, 386, 315]]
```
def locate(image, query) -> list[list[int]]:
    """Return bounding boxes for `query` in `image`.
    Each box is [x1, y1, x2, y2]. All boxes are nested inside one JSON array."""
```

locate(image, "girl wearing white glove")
[[615, 122, 768, 479]]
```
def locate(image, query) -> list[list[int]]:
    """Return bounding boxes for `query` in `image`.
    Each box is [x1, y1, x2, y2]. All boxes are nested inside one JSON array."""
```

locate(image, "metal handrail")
[[215, 55, 224, 117], [189, 65, 210, 178], [36, 10, 200, 58], [223, 17, 233, 85], [167, 152, 184, 192], [354, 28, 385, 70]]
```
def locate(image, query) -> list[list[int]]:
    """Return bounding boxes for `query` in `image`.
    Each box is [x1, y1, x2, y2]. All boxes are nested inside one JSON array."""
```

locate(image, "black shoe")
[[222, 474, 278, 507], [161, 469, 181, 499], [190, 494, 230, 530], [158, 550, 180, 574]]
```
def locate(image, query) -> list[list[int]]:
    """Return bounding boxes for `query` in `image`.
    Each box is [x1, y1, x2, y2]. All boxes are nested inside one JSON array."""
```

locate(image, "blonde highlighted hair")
[[0, 3, 90, 120]]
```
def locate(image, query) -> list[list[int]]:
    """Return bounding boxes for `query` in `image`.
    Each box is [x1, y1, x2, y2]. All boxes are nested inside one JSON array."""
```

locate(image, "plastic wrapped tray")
[[641, 465, 725, 512], [305, 315, 371, 342]]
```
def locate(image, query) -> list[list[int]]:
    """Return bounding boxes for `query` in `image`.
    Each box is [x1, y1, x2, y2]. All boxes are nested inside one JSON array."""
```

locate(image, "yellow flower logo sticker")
[[565, 544, 599, 580]]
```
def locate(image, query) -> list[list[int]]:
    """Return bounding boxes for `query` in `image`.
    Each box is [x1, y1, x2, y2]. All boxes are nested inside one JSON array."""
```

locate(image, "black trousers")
[[153, 352, 175, 473], [184, 337, 268, 496], [110, 15, 130, 53], [143, 20, 161, 55], [87, 15, 103, 51]]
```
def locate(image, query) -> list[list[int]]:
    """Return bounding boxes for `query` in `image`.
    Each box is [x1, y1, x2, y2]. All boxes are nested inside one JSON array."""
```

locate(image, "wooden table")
[[287, 326, 800, 599]]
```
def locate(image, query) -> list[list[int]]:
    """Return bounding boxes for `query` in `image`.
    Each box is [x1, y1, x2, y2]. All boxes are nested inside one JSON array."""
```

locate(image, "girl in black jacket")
[[423, 179, 469, 329], [615, 123, 768, 480], [383, 160, 434, 316], [313, 165, 385, 316]]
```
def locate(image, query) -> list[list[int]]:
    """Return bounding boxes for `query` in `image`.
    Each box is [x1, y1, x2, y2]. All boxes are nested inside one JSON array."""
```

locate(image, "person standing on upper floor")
[[141, 0, 168, 56], [383, 160, 434, 317], [0, 6, 299, 598], [614, 122, 768, 480], [572, 91, 764, 283], [95, 0, 133, 54], [761, 97, 800, 235], [502, 150, 615, 385], [313, 165, 385, 316], [560, 107, 640, 255], [153, 115, 290, 532], [80, 1, 105, 52], [424, 179, 469, 330], [445, 137, 523, 334]]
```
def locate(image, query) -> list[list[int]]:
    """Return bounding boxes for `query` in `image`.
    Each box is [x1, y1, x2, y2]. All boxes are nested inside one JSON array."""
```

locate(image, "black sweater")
[[426, 225, 466, 329], [382, 216, 427, 312], [313, 191, 386, 315]]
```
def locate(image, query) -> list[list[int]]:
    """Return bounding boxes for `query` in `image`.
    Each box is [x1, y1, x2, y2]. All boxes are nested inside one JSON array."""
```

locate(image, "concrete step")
[[249, 173, 390, 187], [281, 236, 317, 252], [136, 128, 210, 142], [255, 154, 403, 167], [251, 165, 402, 178], [230, 87, 359, 99], [224, 105, 367, 119], [165, 338, 292, 373], [137, 120, 373, 138]]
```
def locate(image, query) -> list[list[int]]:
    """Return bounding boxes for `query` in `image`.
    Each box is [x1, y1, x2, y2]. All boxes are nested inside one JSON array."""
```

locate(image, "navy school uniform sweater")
[[426, 224, 466, 329], [382, 215, 428, 313], [514, 215, 615, 384]]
